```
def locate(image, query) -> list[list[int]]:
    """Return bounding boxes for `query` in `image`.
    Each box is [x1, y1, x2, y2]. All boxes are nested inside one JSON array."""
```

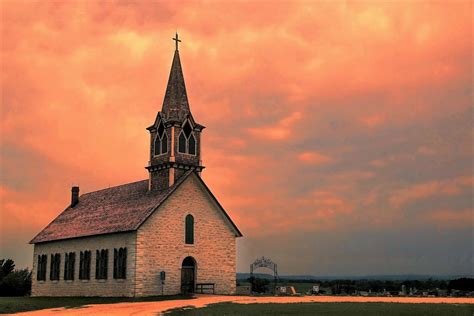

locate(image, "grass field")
[[0, 295, 192, 314], [168, 302, 474, 316], [1, 296, 473, 315]]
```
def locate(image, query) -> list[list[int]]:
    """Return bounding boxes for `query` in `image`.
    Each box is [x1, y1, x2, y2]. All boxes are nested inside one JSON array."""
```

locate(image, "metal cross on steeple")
[[172, 32, 181, 51]]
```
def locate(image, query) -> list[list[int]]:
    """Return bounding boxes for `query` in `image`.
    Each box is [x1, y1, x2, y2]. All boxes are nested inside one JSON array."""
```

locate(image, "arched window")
[[154, 121, 168, 156], [185, 214, 194, 244], [178, 120, 197, 155]]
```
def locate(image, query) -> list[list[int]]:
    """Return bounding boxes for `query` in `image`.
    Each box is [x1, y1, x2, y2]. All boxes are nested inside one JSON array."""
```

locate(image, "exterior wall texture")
[[150, 168, 170, 191], [31, 232, 136, 297], [135, 174, 237, 296]]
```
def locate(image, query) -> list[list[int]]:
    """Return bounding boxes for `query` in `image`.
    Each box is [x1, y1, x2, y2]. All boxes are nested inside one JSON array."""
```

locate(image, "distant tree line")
[[0, 259, 31, 296]]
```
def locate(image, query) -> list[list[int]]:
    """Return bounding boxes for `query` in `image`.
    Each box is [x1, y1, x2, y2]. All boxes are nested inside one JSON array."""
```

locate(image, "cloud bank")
[[1, 1, 472, 275]]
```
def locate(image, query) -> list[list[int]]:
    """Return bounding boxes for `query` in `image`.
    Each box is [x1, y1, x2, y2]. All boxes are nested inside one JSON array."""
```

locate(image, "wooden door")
[[181, 267, 195, 294]]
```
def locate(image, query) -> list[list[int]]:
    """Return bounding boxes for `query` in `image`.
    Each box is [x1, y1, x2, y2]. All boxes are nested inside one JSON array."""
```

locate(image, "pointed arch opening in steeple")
[[183, 120, 192, 137], [154, 121, 168, 156], [178, 132, 187, 153], [178, 120, 197, 155], [188, 134, 196, 155]]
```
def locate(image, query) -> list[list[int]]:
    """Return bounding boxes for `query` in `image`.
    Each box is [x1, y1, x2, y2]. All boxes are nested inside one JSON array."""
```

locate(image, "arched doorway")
[[181, 256, 196, 294]]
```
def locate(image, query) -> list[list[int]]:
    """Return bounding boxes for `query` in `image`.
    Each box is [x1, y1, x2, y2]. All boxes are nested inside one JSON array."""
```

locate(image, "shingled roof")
[[30, 171, 242, 244]]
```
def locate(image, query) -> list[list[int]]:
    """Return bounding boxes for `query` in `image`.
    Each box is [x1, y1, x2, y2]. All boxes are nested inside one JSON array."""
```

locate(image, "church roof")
[[30, 171, 242, 244]]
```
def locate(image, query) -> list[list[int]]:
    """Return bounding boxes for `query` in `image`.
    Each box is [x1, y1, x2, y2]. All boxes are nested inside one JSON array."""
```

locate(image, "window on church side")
[[113, 247, 127, 279], [64, 252, 75, 281], [79, 250, 91, 280], [37, 254, 47, 281], [178, 121, 197, 156], [95, 249, 108, 280], [185, 214, 194, 244], [154, 121, 168, 156], [50, 253, 60, 281]]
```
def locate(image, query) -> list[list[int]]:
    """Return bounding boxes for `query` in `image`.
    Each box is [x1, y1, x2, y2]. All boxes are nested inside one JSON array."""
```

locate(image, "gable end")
[[137, 172, 243, 237]]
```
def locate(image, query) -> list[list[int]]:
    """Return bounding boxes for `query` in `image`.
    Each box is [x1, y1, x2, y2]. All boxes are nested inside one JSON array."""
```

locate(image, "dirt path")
[[13, 295, 474, 316]]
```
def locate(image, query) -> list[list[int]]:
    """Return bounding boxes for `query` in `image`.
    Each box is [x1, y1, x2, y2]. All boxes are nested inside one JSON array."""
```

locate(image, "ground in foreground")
[[0, 295, 192, 314], [1, 295, 473, 315], [168, 302, 473, 316]]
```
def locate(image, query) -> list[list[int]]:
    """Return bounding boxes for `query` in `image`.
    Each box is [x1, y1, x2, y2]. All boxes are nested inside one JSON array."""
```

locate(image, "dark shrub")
[[248, 276, 269, 293], [0, 269, 31, 296], [448, 278, 474, 291]]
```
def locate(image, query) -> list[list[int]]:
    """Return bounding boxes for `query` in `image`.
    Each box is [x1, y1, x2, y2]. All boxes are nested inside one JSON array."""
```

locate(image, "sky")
[[1, 1, 472, 276]]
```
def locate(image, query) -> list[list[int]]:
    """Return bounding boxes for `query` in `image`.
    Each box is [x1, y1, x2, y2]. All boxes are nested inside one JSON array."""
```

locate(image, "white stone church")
[[30, 34, 243, 297]]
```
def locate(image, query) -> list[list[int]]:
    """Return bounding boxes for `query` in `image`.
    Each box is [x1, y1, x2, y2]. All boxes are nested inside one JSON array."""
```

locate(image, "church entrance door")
[[181, 256, 196, 294]]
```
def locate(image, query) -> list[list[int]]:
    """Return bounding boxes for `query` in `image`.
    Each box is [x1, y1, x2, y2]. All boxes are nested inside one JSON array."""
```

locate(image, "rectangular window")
[[50, 253, 60, 281], [113, 247, 127, 279], [95, 249, 108, 280], [79, 250, 91, 280], [64, 252, 75, 280], [37, 254, 47, 281]]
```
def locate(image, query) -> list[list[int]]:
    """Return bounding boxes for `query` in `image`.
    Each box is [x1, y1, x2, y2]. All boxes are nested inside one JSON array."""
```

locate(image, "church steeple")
[[161, 34, 190, 122], [146, 34, 205, 191]]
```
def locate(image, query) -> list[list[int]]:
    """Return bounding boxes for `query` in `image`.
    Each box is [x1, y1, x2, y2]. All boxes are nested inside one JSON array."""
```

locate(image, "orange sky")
[[1, 1, 472, 275]]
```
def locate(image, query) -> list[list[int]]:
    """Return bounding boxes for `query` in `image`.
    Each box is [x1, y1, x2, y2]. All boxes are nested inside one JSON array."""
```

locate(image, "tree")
[[0, 259, 32, 296], [0, 259, 15, 281], [248, 277, 269, 293], [0, 269, 32, 296], [448, 278, 474, 291]]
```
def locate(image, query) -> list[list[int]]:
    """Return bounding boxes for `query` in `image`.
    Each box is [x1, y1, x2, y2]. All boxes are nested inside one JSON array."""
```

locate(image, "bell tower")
[[146, 33, 205, 191]]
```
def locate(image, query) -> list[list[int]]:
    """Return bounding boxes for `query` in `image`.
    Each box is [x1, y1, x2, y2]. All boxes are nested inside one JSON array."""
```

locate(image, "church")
[[30, 34, 243, 297]]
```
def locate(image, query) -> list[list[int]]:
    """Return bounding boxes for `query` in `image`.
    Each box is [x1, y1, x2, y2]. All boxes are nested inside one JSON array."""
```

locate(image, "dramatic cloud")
[[298, 151, 333, 165], [389, 176, 473, 209], [1, 1, 472, 276]]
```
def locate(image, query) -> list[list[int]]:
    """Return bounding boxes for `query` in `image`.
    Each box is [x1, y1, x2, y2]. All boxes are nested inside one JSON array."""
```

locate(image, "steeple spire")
[[161, 34, 190, 122]]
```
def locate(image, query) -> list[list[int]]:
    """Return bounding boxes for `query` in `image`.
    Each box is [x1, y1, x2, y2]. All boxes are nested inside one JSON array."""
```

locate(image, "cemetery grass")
[[168, 302, 474, 316], [0, 295, 193, 314]]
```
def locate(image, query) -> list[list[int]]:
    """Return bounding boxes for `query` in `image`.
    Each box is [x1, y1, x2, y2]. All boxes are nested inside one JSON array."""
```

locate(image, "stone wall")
[[150, 169, 169, 191], [31, 232, 136, 297], [135, 174, 237, 296]]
